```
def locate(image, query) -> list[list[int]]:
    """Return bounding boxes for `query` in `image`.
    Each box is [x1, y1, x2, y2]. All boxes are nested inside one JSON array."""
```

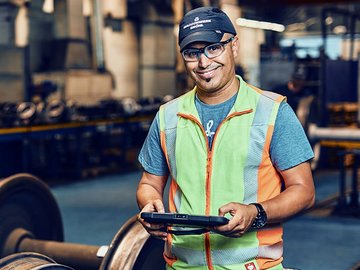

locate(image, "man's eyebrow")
[[186, 43, 211, 49]]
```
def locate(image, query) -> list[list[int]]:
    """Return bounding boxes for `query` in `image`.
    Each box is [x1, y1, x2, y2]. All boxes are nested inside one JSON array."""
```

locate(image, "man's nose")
[[198, 53, 211, 68]]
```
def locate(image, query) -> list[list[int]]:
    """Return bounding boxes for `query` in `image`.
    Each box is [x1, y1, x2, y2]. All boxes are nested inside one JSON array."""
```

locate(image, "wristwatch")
[[250, 203, 267, 229]]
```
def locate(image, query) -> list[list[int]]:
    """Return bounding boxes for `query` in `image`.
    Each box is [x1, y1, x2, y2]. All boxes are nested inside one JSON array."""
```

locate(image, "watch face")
[[251, 203, 267, 229], [254, 215, 267, 228]]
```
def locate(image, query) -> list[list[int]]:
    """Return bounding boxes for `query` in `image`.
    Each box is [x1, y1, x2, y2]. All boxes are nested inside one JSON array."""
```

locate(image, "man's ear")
[[231, 36, 239, 58]]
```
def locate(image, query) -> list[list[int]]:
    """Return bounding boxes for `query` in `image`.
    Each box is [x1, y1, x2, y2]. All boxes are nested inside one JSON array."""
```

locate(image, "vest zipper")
[[178, 113, 214, 269], [178, 109, 252, 270]]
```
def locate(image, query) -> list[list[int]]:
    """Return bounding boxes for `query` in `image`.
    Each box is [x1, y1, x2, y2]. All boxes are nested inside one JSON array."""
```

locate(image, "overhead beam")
[[237, 0, 360, 6]]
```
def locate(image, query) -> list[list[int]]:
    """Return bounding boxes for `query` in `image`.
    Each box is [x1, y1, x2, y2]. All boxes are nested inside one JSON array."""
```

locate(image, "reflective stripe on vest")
[[160, 76, 285, 270], [171, 239, 283, 266], [159, 98, 182, 212], [243, 93, 278, 204]]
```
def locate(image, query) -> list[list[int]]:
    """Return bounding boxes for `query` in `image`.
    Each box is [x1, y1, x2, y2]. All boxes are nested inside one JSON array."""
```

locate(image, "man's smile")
[[196, 66, 221, 80]]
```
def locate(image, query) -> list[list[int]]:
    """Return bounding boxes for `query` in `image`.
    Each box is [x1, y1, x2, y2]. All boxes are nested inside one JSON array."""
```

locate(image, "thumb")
[[153, 199, 165, 213], [218, 203, 235, 216]]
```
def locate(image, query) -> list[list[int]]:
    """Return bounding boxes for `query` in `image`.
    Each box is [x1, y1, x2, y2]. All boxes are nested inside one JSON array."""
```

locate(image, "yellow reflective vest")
[[159, 76, 286, 270]]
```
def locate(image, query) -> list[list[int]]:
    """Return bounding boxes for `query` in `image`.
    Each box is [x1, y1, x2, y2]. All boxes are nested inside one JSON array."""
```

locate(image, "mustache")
[[195, 64, 222, 73]]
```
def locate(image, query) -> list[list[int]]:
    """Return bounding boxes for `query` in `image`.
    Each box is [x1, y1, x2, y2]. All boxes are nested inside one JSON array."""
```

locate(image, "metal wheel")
[[0, 173, 64, 258], [99, 215, 165, 270], [0, 252, 73, 269]]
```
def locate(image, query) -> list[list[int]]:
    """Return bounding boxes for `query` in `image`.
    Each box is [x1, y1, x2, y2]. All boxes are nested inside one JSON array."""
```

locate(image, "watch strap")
[[250, 203, 265, 214], [250, 203, 267, 229]]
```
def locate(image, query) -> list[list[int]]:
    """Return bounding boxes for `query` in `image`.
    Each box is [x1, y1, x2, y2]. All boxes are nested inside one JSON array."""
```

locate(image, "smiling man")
[[136, 7, 315, 270]]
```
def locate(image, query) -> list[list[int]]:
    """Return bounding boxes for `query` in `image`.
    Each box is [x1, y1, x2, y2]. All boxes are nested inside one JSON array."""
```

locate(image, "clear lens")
[[181, 37, 234, 62], [204, 44, 224, 58], [182, 43, 224, 62], [182, 49, 199, 61]]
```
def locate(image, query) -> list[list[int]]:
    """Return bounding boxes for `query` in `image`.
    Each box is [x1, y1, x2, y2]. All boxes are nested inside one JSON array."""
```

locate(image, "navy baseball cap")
[[178, 7, 237, 51]]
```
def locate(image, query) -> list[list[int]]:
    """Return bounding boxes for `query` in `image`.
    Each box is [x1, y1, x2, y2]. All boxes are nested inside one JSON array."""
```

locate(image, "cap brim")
[[180, 30, 224, 51]]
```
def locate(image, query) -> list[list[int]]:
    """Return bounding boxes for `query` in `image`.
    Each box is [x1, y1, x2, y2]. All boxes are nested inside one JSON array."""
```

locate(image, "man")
[[137, 6, 315, 270], [272, 67, 311, 113]]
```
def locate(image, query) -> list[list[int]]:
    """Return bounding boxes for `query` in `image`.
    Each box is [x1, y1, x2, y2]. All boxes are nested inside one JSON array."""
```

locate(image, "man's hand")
[[212, 202, 257, 238], [138, 199, 168, 240]]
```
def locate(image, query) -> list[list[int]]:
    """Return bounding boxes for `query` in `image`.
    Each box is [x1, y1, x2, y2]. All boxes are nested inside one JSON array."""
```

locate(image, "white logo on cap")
[[183, 19, 212, 30]]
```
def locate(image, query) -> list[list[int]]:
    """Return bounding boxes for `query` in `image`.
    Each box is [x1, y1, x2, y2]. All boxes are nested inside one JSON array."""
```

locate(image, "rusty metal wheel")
[[0, 173, 64, 258], [99, 215, 166, 270], [0, 252, 73, 269]]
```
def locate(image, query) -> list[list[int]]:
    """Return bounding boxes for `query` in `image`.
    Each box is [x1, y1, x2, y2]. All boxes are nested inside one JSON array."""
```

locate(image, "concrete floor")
[[51, 169, 360, 270]]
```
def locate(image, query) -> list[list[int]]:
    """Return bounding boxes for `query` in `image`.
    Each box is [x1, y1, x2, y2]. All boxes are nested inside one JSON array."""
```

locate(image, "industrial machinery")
[[0, 252, 73, 269], [0, 173, 165, 270]]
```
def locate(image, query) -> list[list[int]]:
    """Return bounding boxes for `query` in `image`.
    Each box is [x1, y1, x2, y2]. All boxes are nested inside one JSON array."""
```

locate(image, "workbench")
[[0, 115, 154, 180]]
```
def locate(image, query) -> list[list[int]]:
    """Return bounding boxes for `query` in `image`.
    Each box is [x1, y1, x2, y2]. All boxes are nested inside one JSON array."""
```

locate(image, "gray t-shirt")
[[195, 93, 237, 148], [138, 95, 314, 176]]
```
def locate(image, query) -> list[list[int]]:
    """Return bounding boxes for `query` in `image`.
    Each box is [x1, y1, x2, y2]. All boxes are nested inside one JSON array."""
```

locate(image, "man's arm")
[[136, 171, 169, 240], [215, 161, 314, 238], [261, 161, 315, 223], [137, 171, 168, 210]]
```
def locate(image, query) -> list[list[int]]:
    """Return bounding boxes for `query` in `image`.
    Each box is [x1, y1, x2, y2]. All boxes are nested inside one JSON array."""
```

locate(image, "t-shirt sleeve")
[[270, 102, 314, 171], [138, 112, 170, 176]]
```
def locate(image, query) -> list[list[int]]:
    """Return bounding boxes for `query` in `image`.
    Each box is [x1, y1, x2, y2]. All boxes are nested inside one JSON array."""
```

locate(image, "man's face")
[[183, 35, 238, 94]]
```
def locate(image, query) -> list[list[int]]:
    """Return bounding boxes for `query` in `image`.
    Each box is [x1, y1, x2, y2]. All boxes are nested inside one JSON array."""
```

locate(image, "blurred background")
[[0, 0, 360, 269]]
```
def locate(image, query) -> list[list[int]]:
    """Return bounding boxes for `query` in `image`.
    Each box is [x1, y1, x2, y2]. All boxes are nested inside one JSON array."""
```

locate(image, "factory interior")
[[0, 0, 360, 269]]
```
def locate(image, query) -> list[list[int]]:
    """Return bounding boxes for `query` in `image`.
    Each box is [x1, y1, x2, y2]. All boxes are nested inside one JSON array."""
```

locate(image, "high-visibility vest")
[[159, 76, 286, 270]]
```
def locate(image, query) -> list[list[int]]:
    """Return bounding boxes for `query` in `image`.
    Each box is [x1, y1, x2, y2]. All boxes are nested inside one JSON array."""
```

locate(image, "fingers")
[[141, 199, 164, 213], [213, 216, 243, 236], [214, 202, 255, 238], [214, 220, 248, 238], [138, 200, 168, 240], [218, 202, 237, 217], [144, 223, 168, 240], [153, 199, 165, 213]]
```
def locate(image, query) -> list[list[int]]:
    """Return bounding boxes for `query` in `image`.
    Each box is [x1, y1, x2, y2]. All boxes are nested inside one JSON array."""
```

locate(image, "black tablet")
[[140, 212, 229, 227]]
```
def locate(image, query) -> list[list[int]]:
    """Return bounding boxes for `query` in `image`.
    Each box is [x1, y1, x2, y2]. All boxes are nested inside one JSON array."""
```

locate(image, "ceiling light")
[[83, 0, 93, 16], [333, 25, 347, 34], [325, 16, 333, 25], [236, 18, 285, 32], [42, 0, 54, 14]]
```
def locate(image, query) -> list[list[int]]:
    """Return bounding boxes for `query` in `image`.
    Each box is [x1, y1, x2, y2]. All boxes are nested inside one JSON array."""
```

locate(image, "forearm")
[[136, 172, 168, 210], [262, 161, 315, 224], [136, 172, 169, 240], [261, 183, 315, 224], [136, 182, 164, 210]]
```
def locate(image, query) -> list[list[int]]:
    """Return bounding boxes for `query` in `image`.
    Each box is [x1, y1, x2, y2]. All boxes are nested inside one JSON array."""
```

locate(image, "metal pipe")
[[351, 152, 359, 208], [4, 228, 105, 270], [5, 228, 105, 270], [349, 15, 355, 60], [18, 238, 104, 270], [358, 55, 360, 124], [337, 152, 348, 210], [308, 124, 360, 141], [319, 8, 328, 127], [92, 0, 106, 71]]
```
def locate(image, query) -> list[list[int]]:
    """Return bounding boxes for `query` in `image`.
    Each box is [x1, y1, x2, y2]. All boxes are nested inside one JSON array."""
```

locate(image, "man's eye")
[[185, 51, 198, 58], [207, 44, 222, 52]]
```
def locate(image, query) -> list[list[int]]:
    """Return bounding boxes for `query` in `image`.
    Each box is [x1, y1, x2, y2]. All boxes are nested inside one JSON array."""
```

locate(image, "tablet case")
[[140, 212, 229, 227]]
